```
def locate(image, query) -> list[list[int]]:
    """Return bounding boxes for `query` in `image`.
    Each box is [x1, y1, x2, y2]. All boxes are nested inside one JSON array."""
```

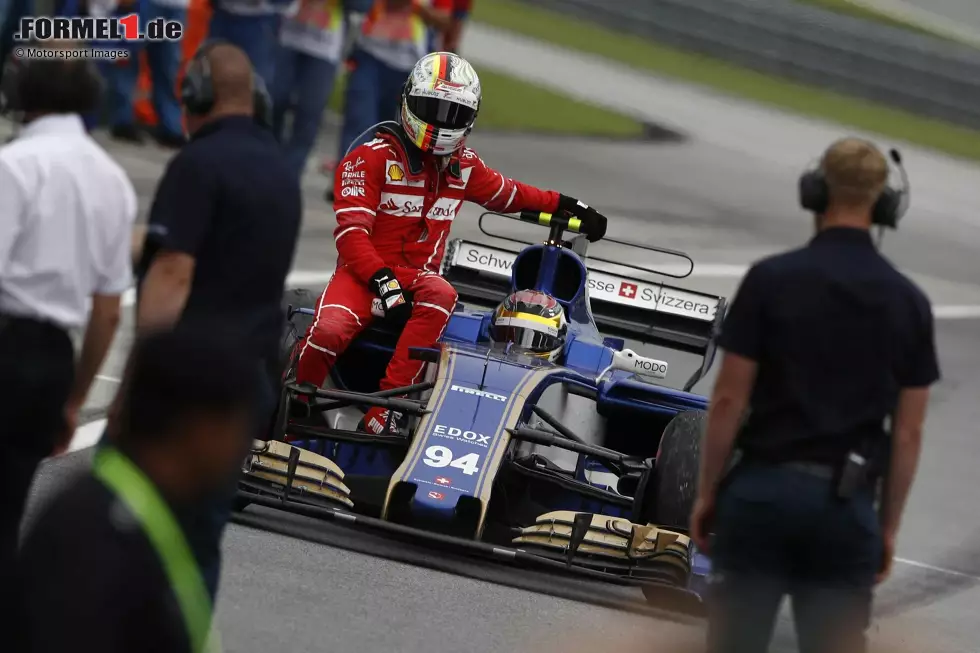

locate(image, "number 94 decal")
[[423, 445, 481, 476]]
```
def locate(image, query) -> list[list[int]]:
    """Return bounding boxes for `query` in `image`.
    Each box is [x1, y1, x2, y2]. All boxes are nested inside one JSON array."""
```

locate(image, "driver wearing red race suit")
[[295, 52, 607, 433]]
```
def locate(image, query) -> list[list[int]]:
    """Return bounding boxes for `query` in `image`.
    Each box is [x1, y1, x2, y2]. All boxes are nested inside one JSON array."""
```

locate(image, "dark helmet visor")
[[406, 94, 476, 130], [490, 324, 562, 355]]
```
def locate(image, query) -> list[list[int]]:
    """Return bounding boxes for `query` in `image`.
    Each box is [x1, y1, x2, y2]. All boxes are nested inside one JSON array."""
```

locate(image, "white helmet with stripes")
[[400, 52, 481, 157]]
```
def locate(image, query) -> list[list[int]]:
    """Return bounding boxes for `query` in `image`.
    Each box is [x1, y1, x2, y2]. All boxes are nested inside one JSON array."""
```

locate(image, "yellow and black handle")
[[519, 210, 583, 235]]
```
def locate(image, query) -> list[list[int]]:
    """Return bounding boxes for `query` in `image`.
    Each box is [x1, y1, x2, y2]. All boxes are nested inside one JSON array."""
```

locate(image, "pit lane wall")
[[515, 0, 980, 131]]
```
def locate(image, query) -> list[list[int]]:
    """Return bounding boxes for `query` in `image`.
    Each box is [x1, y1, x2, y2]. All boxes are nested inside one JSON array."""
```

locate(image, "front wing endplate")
[[512, 511, 692, 585], [243, 440, 354, 509]]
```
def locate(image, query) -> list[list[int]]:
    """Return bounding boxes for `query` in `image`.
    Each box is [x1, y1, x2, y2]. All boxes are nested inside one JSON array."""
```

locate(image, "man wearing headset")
[[295, 51, 608, 434], [691, 138, 940, 653], [136, 41, 299, 598]]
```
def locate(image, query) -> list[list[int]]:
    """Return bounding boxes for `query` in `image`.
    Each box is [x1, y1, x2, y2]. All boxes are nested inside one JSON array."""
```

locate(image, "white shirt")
[[0, 114, 137, 329]]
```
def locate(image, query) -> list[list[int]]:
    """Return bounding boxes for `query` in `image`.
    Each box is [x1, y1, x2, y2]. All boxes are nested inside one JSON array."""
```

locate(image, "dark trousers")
[[0, 316, 74, 621], [707, 462, 881, 653], [271, 46, 341, 180], [208, 10, 281, 86]]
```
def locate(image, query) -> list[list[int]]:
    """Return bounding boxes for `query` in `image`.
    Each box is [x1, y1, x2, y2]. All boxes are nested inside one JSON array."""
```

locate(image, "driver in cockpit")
[[489, 290, 569, 362]]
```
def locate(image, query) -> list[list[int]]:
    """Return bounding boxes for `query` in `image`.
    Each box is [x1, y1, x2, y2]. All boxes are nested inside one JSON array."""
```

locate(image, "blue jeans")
[[706, 462, 881, 653], [98, 56, 139, 128], [271, 46, 339, 179], [96, 1, 184, 136], [337, 48, 408, 159], [208, 9, 281, 86], [142, 2, 185, 137]]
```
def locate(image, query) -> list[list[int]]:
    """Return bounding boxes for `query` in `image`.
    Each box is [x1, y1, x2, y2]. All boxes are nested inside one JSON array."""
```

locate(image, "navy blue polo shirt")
[[719, 227, 940, 465], [143, 116, 301, 360]]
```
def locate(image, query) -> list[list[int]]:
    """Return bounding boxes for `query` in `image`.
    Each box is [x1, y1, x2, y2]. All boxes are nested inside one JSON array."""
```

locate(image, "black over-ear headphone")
[[798, 147, 910, 229], [180, 39, 272, 129]]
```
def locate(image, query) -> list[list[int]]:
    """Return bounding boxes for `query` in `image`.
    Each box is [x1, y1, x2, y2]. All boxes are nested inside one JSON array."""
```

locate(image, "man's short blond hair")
[[820, 138, 889, 208]]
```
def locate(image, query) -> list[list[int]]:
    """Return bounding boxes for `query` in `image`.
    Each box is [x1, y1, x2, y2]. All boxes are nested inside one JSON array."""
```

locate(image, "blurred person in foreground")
[[271, 0, 356, 178], [0, 49, 135, 621], [17, 328, 256, 653], [295, 52, 607, 433], [207, 0, 293, 85], [691, 138, 939, 653], [332, 0, 452, 167], [136, 40, 300, 597]]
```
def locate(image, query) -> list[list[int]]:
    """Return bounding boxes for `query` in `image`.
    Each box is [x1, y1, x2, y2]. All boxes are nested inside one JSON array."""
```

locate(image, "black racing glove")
[[557, 195, 608, 242], [369, 267, 412, 322]]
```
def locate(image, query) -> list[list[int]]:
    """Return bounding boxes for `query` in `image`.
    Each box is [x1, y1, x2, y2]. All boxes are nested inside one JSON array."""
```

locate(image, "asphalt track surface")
[[14, 26, 980, 653]]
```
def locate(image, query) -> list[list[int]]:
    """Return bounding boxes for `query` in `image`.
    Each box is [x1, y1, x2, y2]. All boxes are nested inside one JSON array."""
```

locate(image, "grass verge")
[[472, 0, 980, 161], [326, 65, 644, 138]]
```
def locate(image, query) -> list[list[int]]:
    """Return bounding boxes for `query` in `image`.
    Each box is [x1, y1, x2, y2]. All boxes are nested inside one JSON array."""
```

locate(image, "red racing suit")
[[295, 126, 560, 396]]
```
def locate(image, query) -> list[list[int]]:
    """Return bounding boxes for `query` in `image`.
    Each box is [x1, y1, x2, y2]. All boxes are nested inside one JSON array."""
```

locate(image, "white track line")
[[120, 270, 337, 308], [282, 268, 980, 319], [122, 269, 980, 317], [933, 305, 980, 320], [66, 418, 107, 454], [895, 557, 980, 582]]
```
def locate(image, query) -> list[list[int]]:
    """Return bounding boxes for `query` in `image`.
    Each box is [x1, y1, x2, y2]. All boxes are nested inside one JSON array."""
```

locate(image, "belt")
[[0, 312, 72, 340], [778, 461, 836, 480]]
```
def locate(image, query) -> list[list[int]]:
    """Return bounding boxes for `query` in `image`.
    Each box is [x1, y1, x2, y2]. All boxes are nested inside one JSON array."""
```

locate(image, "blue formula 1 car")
[[237, 210, 727, 613]]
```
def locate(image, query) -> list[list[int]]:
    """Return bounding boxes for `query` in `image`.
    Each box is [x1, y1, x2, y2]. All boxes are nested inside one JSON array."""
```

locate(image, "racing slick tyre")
[[632, 410, 705, 531], [269, 287, 321, 441], [280, 287, 319, 376]]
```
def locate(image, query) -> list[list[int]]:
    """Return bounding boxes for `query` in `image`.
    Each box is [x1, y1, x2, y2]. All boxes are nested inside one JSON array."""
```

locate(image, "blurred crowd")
[[40, 0, 472, 176]]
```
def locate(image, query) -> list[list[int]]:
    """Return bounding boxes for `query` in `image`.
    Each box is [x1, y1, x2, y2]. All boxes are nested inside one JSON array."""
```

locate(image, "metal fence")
[[517, 0, 980, 130]]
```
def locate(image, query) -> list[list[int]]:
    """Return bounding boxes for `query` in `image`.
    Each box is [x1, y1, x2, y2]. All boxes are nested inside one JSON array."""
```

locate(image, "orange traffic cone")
[[134, 0, 214, 128]]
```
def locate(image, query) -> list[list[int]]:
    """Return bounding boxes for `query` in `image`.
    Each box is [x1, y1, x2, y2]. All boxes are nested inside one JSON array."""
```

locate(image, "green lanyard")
[[93, 447, 221, 653]]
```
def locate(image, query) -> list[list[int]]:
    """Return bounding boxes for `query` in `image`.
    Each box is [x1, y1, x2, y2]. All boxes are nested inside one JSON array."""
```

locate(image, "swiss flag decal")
[[619, 282, 638, 299]]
